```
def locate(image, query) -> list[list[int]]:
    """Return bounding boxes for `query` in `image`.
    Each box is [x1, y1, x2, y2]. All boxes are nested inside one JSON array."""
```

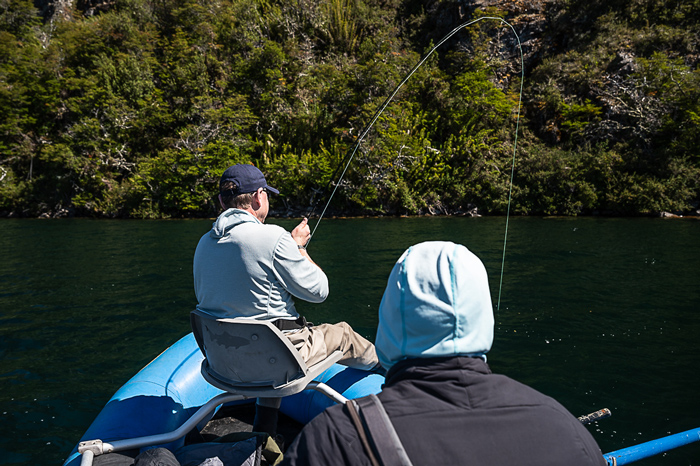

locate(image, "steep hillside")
[[1, 0, 698, 217]]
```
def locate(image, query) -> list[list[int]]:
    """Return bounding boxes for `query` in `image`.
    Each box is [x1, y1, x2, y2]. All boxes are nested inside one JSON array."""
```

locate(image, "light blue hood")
[[375, 241, 494, 370]]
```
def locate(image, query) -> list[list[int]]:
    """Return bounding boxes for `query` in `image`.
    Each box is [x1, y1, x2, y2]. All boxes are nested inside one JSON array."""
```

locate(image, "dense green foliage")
[[1, 0, 698, 217]]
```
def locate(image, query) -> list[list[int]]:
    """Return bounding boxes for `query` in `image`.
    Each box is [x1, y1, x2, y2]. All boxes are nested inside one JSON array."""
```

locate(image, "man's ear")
[[250, 188, 263, 210], [218, 194, 226, 210]]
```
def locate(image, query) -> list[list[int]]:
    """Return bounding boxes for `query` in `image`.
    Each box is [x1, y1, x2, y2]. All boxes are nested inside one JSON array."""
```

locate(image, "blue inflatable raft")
[[63, 333, 384, 466], [64, 332, 700, 466]]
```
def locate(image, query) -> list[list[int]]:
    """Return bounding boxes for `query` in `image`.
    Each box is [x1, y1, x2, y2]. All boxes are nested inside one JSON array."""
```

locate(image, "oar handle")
[[604, 427, 700, 465], [578, 408, 612, 425]]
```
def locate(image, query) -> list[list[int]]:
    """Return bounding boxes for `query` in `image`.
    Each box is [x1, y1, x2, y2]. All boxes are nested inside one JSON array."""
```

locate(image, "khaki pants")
[[285, 321, 378, 370]]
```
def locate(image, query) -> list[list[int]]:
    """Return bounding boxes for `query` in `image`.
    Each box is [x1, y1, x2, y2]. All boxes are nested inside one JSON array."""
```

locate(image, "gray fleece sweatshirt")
[[193, 209, 328, 321]]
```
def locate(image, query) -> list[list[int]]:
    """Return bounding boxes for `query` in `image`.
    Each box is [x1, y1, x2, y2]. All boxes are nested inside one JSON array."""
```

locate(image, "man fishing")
[[193, 163, 379, 437], [282, 241, 606, 466]]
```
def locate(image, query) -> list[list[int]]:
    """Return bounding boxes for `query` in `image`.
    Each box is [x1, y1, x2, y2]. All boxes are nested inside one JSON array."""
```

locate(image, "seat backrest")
[[191, 309, 308, 389]]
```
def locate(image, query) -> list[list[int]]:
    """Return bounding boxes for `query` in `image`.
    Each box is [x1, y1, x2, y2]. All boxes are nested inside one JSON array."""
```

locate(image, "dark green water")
[[1, 217, 698, 465]]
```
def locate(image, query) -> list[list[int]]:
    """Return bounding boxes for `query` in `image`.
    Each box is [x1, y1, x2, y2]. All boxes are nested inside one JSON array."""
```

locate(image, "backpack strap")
[[346, 394, 414, 466], [347, 399, 381, 466]]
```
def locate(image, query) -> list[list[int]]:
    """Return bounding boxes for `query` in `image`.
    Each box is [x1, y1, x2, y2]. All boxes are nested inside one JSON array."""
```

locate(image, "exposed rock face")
[[404, 0, 555, 95], [34, 0, 117, 21], [472, 0, 553, 67], [34, 0, 73, 21]]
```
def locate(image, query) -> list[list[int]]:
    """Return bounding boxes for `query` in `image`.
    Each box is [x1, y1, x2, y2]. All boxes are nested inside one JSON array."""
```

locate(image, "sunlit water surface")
[[0, 217, 698, 465]]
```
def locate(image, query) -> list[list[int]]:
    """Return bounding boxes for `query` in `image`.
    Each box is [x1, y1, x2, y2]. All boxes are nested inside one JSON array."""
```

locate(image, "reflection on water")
[[0, 217, 699, 465]]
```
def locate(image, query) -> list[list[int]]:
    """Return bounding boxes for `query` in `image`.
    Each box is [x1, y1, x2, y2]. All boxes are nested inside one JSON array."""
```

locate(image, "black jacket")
[[282, 356, 606, 466]]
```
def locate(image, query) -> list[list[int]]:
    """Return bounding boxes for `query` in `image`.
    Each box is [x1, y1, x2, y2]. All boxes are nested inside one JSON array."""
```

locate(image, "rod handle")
[[578, 408, 612, 425]]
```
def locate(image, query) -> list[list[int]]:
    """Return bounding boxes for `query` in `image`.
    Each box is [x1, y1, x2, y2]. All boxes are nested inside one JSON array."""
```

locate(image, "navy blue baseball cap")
[[219, 164, 279, 195]]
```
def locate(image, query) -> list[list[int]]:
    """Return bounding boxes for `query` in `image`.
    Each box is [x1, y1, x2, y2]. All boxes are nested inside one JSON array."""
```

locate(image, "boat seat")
[[75, 313, 349, 466], [190, 309, 345, 400]]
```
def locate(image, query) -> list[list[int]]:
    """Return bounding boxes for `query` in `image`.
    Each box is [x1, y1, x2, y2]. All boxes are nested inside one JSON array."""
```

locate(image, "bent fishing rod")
[[305, 16, 524, 311]]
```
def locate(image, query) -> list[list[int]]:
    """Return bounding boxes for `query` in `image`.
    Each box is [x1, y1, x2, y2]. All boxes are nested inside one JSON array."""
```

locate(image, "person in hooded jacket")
[[193, 164, 379, 437], [282, 241, 606, 466]]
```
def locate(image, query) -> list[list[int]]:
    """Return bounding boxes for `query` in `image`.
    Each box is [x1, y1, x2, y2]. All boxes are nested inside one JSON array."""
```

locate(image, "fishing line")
[[496, 24, 523, 312], [307, 17, 523, 311]]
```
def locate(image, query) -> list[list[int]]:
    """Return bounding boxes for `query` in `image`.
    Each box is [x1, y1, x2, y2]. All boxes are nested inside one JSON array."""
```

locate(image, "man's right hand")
[[291, 217, 311, 247], [291, 218, 322, 268]]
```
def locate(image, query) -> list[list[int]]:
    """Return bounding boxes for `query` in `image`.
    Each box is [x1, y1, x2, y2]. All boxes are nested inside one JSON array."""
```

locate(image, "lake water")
[[1, 216, 698, 465]]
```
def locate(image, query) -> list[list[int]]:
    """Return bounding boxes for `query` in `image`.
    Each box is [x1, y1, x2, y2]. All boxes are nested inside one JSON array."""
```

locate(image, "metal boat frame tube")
[[307, 381, 349, 405], [77, 393, 245, 465], [79, 450, 94, 466], [76, 384, 349, 466]]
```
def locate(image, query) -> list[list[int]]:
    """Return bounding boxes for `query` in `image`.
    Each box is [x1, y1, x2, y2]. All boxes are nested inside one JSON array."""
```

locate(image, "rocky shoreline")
[[4, 205, 697, 220]]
